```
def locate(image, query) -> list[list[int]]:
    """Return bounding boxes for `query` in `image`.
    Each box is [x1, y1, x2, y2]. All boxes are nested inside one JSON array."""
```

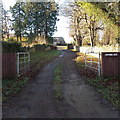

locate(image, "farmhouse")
[[53, 37, 65, 45]]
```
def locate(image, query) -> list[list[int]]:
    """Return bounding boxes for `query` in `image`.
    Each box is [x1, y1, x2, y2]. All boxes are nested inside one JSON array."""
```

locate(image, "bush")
[[7, 37, 15, 42], [2, 41, 22, 52], [67, 44, 73, 49], [57, 43, 67, 46], [34, 44, 47, 51], [50, 45, 57, 50], [33, 44, 57, 51], [46, 36, 53, 44], [21, 46, 31, 52]]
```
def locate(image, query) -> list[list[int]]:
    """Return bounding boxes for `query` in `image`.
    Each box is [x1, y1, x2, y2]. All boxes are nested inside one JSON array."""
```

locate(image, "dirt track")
[[2, 50, 119, 118]]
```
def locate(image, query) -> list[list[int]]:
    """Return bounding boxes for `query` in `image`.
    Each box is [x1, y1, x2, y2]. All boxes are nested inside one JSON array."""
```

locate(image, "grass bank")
[[74, 52, 119, 110], [3, 50, 61, 101], [30, 50, 61, 76], [2, 78, 29, 101]]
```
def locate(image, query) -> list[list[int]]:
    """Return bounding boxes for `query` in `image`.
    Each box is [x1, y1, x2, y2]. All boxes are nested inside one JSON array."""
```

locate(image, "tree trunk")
[[17, 35, 19, 42], [18, 3, 22, 42], [19, 33, 22, 42], [89, 20, 95, 47], [45, 18, 48, 39]]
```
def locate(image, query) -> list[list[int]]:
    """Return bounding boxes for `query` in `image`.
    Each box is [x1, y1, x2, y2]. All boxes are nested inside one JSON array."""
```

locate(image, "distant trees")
[[1, 3, 11, 40], [69, 4, 88, 46], [10, 2, 59, 43], [10, 2, 25, 41]]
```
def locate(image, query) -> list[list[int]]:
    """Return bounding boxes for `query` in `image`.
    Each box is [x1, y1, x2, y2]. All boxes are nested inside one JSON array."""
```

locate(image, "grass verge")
[[30, 50, 61, 76], [74, 52, 119, 110], [3, 50, 61, 101], [54, 65, 63, 85], [2, 77, 29, 101], [53, 64, 64, 101]]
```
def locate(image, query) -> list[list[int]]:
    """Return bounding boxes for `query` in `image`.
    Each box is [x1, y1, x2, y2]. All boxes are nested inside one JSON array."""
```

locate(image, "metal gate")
[[17, 52, 30, 76], [84, 47, 101, 76]]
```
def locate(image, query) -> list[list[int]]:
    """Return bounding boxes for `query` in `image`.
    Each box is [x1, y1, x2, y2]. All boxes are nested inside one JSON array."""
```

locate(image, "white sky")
[[1, 0, 73, 43], [53, 16, 73, 43], [1, 0, 16, 10]]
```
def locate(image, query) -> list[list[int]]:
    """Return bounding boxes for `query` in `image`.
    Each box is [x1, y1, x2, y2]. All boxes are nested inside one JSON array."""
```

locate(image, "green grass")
[[2, 78, 29, 101], [53, 64, 64, 101], [54, 88, 63, 100], [54, 65, 63, 84], [31, 50, 60, 62], [30, 50, 60, 72], [87, 77, 119, 109]]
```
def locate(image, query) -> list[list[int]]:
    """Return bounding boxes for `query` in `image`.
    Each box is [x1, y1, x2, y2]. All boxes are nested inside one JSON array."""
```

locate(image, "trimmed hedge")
[[57, 43, 67, 46], [34, 44, 46, 51], [2, 41, 57, 53], [34, 44, 57, 51], [2, 41, 22, 52]]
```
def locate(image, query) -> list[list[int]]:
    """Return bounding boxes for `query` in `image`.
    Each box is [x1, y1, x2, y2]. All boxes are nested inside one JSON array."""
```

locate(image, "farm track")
[[2, 50, 119, 118]]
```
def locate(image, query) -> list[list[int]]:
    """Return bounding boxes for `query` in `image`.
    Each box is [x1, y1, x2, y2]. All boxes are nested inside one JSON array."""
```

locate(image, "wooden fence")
[[2, 53, 17, 79], [102, 52, 120, 77]]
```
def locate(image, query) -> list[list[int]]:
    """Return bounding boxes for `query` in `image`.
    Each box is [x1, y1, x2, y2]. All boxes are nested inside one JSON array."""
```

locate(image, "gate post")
[[2, 53, 17, 79], [17, 53, 20, 76], [98, 52, 101, 77], [102, 52, 120, 77]]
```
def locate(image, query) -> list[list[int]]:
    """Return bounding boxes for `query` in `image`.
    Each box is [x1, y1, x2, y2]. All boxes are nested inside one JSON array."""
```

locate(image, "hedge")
[[2, 41, 22, 52], [2, 41, 57, 52]]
